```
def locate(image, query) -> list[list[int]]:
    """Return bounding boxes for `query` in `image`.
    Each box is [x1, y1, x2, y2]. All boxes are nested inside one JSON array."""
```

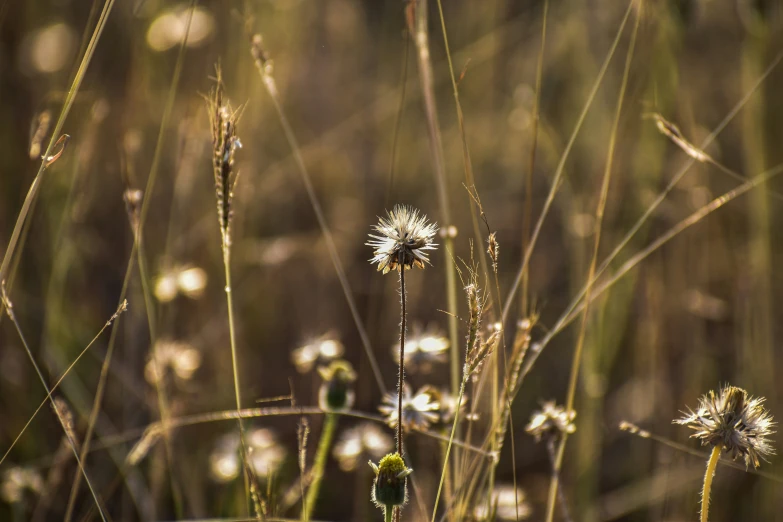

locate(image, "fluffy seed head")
[[378, 385, 440, 432], [674, 384, 775, 469], [367, 205, 438, 274], [525, 401, 577, 442]]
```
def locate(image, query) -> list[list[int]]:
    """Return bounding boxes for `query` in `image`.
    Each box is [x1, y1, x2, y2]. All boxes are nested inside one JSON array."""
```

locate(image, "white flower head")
[[367, 205, 438, 274]]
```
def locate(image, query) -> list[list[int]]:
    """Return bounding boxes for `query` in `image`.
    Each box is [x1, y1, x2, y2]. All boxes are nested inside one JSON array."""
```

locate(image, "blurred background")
[[2, 0, 783, 520]]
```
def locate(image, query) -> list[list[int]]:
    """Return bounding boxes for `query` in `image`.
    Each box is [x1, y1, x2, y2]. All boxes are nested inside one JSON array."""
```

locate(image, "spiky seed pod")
[[675, 384, 776, 469], [466, 330, 501, 378], [206, 73, 242, 250], [369, 453, 412, 509], [525, 401, 577, 442], [465, 283, 482, 355], [367, 205, 438, 274], [317, 360, 357, 411], [487, 232, 499, 272]]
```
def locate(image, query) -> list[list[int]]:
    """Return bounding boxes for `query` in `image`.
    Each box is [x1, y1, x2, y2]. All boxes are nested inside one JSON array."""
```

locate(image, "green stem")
[[385, 506, 394, 522], [701, 444, 722, 522], [223, 247, 250, 507], [430, 376, 467, 522], [303, 413, 338, 521]]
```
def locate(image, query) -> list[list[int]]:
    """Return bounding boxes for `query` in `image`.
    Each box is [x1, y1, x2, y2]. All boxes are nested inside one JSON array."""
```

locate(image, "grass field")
[[1, 1, 783, 521]]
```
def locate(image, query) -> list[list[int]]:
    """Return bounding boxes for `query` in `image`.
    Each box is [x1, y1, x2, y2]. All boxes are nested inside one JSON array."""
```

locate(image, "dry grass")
[[2, 2, 783, 522]]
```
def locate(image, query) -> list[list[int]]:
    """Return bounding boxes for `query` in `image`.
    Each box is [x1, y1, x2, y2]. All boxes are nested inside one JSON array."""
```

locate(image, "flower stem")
[[430, 375, 467, 522], [303, 413, 338, 521], [701, 444, 722, 522], [385, 507, 394, 522], [398, 263, 407, 456], [223, 247, 250, 507]]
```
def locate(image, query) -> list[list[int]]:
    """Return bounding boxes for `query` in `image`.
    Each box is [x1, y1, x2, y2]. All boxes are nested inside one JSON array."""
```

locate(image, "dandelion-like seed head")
[[317, 359, 357, 411], [333, 423, 393, 472], [0, 467, 43, 504], [417, 386, 470, 425], [369, 452, 412, 509], [291, 335, 345, 374], [525, 401, 577, 442], [392, 324, 449, 373], [209, 428, 286, 483], [144, 340, 202, 385], [367, 205, 438, 274], [378, 385, 440, 432], [473, 484, 532, 521], [674, 384, 775, 469]]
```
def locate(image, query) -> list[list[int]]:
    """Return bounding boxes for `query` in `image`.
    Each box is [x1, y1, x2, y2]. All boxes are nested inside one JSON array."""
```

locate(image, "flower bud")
[[370, 453, 412, 509], [317, 360, 357, 411]]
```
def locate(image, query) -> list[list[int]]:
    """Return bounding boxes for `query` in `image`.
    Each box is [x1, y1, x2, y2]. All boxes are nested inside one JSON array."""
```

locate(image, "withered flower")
[[675, 384, 775, 469], [525, 401, 576, 442], [378, 385, 440, 432], [367, 205, 438, 274]]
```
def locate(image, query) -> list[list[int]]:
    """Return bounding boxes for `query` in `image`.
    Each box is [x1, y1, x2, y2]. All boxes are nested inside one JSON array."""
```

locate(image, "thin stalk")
[[222, 246, 251, 507], [701, 444, 722, 522], [521, 0, 549, 318], [500, 0, 634, 329], [509, 45, 783, 387], [545, 5, 640, 521], [398, 262, 407, 455], [251, 42, 385, 395], [303, 413, 338, 521], [430, 376, 467, 522], [545, 438, 573, 522], [1, 293, 108, 522], [0, 0, 115, 286], [0, 302, 125, 467], [406, 0, 459, 397]]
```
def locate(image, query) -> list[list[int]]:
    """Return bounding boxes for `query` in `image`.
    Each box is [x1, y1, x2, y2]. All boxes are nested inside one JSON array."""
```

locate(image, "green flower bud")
[[370, 453, 412, 509], [317, 360, 357, 411]]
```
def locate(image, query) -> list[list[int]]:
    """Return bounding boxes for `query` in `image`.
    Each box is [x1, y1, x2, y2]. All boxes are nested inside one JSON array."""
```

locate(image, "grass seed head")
[[206, 69, 242, 250]]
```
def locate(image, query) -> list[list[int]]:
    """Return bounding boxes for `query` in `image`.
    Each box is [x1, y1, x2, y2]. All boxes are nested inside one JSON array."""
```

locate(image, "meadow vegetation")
[[1, 1, 782, 521]]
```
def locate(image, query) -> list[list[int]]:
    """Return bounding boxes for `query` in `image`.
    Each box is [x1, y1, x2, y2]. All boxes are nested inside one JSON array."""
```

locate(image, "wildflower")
[[367, 205, 438, 274], [333, 423, 393, 472], [525, 401, 576, 442], [473, 485, 532, 521], [209, 427, 286, 483], [675, 385, 775, 522], [144, 340, 202, 385], [675, 384, 775, 469], [0, 467, 42, 504], [369, 452, 412, 520], [291, 335, 345, 374], [317, 359, 357, 411], [154, 265, 208, 302], [392, 325, 449, 373], [417, 386, 470, 425], [378, 385, 440, 431]]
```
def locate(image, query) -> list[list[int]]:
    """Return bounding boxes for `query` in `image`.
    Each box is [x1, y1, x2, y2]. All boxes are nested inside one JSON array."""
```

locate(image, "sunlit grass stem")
[[701, 444, 722, 522], [303, 413, 338, 521]]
